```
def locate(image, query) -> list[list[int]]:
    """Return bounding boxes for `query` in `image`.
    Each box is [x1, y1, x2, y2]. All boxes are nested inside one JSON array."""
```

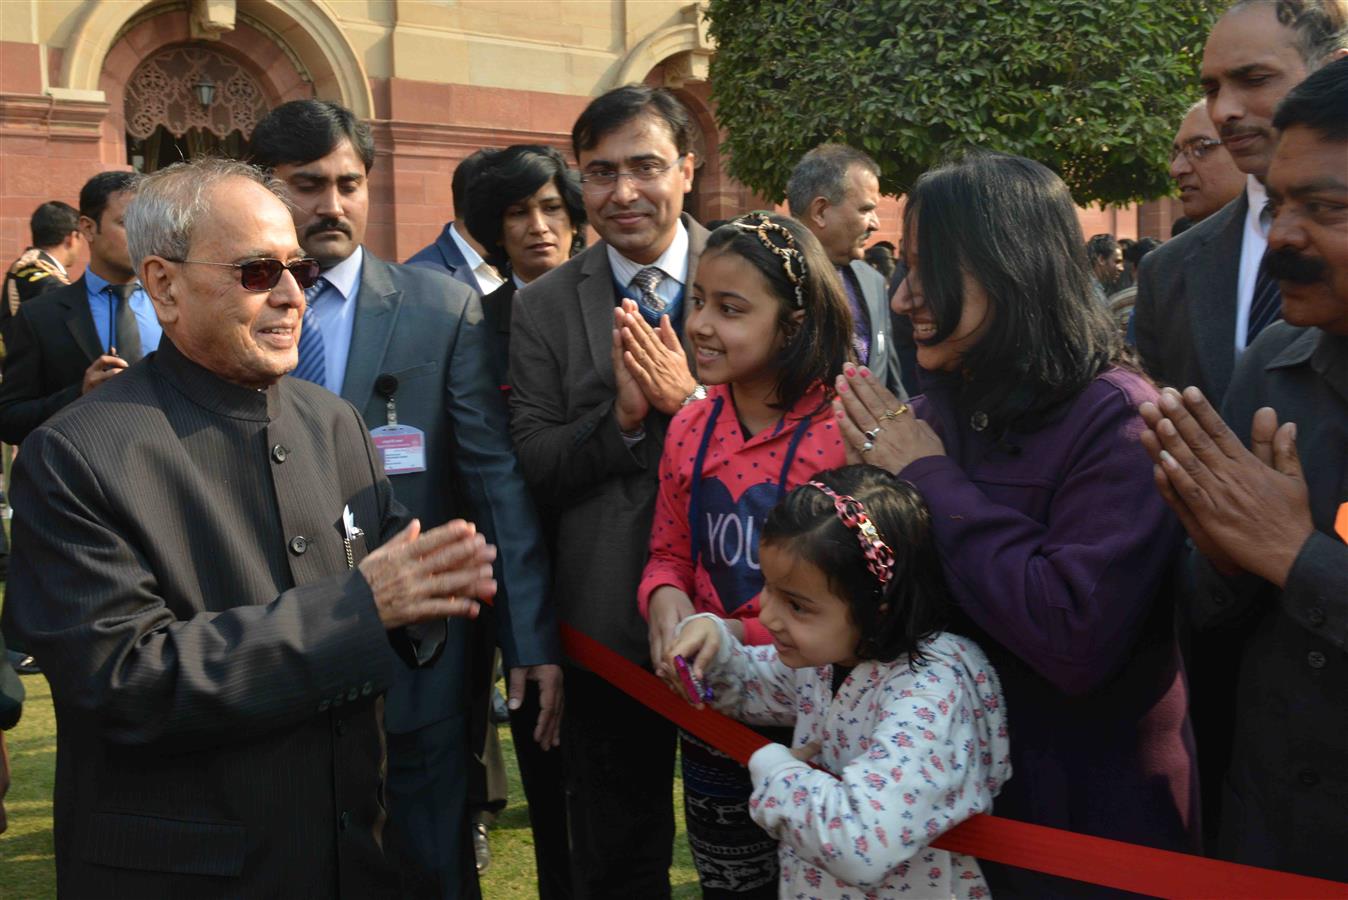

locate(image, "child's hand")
[[647, 586, 694, 681], [789, 741, 821, 764], [664, 616, 721, 707]]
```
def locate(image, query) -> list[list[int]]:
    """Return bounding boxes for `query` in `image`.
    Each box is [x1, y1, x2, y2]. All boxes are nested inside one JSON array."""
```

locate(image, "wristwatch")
[[682, 384, 708, 407]]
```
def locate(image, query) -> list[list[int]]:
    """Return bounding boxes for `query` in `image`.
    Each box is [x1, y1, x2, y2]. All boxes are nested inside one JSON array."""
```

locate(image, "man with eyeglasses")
[[247, 100, 556, 900], [1132, 0, 1348, 852], [1134, 0, 1347, 402], [0, 172, 155, 445], [0, 156, 496, 897], [509, 83, 707, 898], [1169, 100, 1247, 225]]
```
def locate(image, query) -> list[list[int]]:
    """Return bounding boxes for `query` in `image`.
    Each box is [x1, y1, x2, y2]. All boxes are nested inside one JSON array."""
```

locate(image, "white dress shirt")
[[606, 220, 690, 307], [1234, 176, 1270, 353], [448, 223, 503, 295]]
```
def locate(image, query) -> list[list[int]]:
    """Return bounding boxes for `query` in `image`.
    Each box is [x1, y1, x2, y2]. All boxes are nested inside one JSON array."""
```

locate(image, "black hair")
[[452, 148, 501, 214], [903, 152, 1119, 434], [30, 201, 79, 247], [572, 84, 694, 161], [462, 145, 586, 270], [1124, 237, 1163, 267], [248, 100, 376, 173], [79, 171, 141, 226], [762, 465, 949, 665], [1086, 233, 1120, 262], [1273, 55, 1348, 141], [701, 212, 855, 413]]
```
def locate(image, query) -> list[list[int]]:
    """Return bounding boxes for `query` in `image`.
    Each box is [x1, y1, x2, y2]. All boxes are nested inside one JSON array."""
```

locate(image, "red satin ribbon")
[[559, 623, 1348, 899]]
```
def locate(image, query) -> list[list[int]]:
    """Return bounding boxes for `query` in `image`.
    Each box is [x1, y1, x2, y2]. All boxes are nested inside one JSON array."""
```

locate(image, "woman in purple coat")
[[834, 153, 1198, 897]]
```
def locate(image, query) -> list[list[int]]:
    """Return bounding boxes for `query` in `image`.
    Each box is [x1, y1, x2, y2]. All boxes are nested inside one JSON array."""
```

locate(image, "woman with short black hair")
[[834, 152, 1198, 897]]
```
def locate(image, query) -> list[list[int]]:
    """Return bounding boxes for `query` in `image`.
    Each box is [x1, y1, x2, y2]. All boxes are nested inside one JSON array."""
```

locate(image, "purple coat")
[[900, 366, 1198, 897]]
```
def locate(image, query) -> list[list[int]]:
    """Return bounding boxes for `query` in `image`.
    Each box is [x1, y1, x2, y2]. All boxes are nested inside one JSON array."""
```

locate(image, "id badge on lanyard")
[[369, 373, 427, 475]]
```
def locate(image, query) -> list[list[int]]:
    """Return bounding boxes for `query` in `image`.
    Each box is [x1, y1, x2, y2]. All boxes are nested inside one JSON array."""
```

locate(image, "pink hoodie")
[[638, 382, 847, 645]]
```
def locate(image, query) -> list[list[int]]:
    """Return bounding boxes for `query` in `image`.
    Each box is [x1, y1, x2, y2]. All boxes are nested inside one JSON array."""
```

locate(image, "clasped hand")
[[1139, 386, 1313, 588], [358, 519, 496, 629], [833, 364, 944, 472], [611, 300, 697, 432]]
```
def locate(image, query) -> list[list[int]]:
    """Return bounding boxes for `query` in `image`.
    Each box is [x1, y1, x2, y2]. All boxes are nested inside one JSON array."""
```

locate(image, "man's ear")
[[680, 151, 696, 195], [77, 215, 98, 244], [807, 195, 831, 230], [141, 257, 179, 326]]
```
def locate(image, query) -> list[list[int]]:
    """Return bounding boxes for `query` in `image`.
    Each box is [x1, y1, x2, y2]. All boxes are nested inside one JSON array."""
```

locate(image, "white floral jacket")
[[690, 615, 1012, 899]]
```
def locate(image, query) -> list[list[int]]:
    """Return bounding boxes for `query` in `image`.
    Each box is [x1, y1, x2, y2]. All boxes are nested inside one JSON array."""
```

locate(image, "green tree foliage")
[[705, 0, 1223, 205]]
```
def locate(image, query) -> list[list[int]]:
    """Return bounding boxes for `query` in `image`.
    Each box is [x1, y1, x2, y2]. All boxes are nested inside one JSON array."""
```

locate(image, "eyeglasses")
[[167, 257, 322, 292], [579, 155, 684, 191], [1170, 137, 1224, 165]]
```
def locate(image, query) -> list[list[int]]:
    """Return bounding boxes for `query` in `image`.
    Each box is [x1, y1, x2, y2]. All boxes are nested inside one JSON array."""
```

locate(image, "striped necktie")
[[631, 266, 667, 315], [107, 282, 143, 364], [292, 278, 328, 385], [1247, 201, 1282, 347]]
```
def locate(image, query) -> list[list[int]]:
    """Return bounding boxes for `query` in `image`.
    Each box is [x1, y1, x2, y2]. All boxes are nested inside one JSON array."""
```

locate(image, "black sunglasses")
[[168, 257, 322, 292]]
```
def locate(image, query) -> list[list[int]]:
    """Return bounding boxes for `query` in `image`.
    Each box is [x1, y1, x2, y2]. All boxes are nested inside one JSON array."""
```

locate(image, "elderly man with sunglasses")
[[0, 157, 496, 898]]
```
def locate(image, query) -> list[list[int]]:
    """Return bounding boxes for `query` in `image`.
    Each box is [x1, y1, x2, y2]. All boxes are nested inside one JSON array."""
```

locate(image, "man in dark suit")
[[0, 156, 496, 897], [1133, 0, 1347, 848], [1140, 58, 1348, 881], [1, 200, 82, 349], [1133, 0, 1346, 400], [786, 144, 907, 398], [248, 100, 558, 900], [510, 84, 705, 899], [406, 148, 504, 295], [0, 172, 158, 445]]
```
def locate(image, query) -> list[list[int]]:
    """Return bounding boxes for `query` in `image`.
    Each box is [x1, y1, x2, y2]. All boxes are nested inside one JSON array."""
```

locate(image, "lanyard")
[[687, 394, 813, 566]]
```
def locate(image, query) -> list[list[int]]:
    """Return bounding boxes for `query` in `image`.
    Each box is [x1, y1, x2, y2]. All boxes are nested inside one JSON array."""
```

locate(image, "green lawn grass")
[[0, 673, 702, 899]]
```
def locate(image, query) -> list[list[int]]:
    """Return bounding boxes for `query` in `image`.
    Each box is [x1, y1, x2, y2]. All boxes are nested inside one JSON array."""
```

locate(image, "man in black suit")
[[1133, 0, 1347, 400], [1, 200, 82, 349], [0, 156, 495, 897], [1132, 0, 1347, 848], [786, 144, 907, 397], [1140, 58, 1348, 880], [0, 172, 156, 444], [249, 100, 558, 900], [406, 148, 504, 295]]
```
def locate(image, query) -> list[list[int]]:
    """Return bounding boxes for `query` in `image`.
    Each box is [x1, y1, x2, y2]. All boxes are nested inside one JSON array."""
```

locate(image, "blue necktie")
[[292, 278, 327, 385]]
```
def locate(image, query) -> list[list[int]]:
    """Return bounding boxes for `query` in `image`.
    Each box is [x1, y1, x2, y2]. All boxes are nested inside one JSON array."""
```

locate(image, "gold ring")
[[880, 404, 910, 421]]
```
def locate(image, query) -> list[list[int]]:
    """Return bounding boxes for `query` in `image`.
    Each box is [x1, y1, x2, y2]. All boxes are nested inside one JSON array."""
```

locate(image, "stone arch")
[[59, 0, 372, 119], [612, 5, 714, 90]]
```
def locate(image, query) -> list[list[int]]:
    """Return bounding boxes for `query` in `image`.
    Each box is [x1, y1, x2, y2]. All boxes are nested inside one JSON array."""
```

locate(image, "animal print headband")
[[808, 481, 896, 587], [730, 212, 807, 308]]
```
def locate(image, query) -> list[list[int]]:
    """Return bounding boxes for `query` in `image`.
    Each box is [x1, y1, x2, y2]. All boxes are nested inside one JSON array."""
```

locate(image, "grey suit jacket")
[[341, 252, 555, 733], [1134, 192, 1248, 400], [509, 215, 708, 665], [1, 339, 417, 897], [849, 259, 909, 399]]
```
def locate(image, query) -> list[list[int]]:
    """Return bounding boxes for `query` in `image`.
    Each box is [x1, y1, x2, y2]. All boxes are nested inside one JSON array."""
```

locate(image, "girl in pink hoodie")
[[639, 212, 856, 897]]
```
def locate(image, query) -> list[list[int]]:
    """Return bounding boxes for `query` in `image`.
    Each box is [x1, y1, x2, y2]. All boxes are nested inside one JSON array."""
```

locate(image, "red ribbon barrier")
[[559, 624, 1348, 899]]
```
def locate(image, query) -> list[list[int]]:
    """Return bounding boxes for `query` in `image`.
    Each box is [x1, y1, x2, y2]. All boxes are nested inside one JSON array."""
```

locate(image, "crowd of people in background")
[[0, 1, 1344, 899]]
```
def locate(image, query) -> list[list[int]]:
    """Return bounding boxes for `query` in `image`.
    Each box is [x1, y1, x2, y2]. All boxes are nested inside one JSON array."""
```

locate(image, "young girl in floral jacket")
[[669, 465, 1011, 899]]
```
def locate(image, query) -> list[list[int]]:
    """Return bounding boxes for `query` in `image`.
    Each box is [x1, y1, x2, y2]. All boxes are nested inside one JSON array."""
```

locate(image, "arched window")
[[124, 46, 269, 173]]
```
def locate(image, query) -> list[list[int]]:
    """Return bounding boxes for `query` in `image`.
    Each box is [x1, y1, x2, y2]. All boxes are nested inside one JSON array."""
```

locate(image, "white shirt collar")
[[1245, 176, 1269, 235], [320, 245, 364, 301], [449, 222, 487, 271], [46, 253, 68, 277], [606, 219, 690, 288]]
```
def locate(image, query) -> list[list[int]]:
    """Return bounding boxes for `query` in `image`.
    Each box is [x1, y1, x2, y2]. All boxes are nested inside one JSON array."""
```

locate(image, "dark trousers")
[[385, 714, 479, 900], [510, 680, 572, 900], [562, 664, 677, 900]]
